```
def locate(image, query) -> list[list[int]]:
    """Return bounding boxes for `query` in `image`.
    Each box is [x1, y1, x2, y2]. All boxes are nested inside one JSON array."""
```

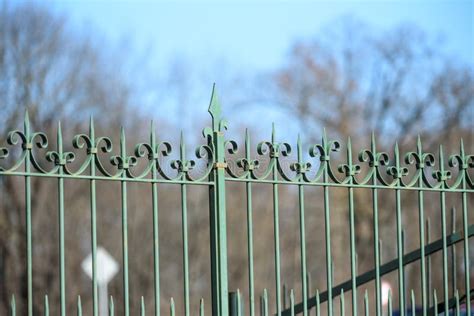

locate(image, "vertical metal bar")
[[24, 112, 33, 316], [416, 136, 427, 316], [426, 218, 432, 308], [237, 289, 242, 316], [339, 289, 344, 316], [316, 289, 320, 316], [245, 129, 255, 316], [460, 139, 470, 316], [290, 289, 295, 316], [394, 143, 405, 316], [120, 127, 130, 316], [57, 122, 66, 316], [10, 295, 15, 316], [455, 289, 460, 316], [433, 290, 437, 315], [170, 298, 175, 316], [370, 133, 382, 316], [388, 289, 392, 316], [263, 289, 268, 316], [109, 296, 114, 316], [200, 298, 204, 316], [180, 132, 190, 316], [346, 137, 357, 316], [297, 135, 308, 316], [44, 295, 48, 316], [438, 145, 449, 315], [307, 273, 312, 315], [451, 207, 457, 295], [410, 290, 415, 316], [272, 124, 282, 316], [208, 85, 229, 316], [283, 284, 287, 310], [402, 229, 406, 313], [89, 117, 99, 316], [77, 296, 82, 316], [141, 296, 145, 316], [363, 290, 368, 316], [150, 121, 160, 316], [322, 130, 333, 316]]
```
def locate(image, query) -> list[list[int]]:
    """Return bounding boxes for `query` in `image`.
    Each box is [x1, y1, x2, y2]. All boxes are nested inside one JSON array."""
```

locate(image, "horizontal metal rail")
[[281, 224, 474, 315]]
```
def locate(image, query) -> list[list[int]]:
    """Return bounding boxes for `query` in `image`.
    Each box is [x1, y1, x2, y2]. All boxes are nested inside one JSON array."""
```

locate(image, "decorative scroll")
[[223, 129, 474, 190], [0, 112, 215, 183]]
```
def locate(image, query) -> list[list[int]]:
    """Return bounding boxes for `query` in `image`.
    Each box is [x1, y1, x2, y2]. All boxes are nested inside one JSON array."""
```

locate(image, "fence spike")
[[339, 289, 345, 316], [140, 296, 145, 316], [451, 207, 457, 293], [44, 295, 49, 316], [77, 295, 82, 316], [433, 289, 437, 315], [170, 297, 175, 316], [455, 289, 460, 316], [109, 296, 114, 316], [200, 298, 204, 316], [10, 294, 16, 316], [364, 289, 369, 316], [316, 289, 320, 316], [410, 289, 415, 316], [290, 289, 295, 316], [388, 289, 392, 316]]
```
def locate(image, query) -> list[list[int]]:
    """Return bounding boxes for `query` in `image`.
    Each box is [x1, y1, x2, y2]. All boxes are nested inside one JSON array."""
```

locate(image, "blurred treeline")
[[0, 3, 473, 315]]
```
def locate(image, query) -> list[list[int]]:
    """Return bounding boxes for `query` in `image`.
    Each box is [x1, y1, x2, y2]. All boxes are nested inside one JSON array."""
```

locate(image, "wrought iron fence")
[[0, 86, 472, 316]]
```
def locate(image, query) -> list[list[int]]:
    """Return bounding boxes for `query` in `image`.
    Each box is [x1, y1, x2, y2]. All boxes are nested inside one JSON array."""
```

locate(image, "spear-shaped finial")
[[297, 133, 302, 162], [44, 294, 49, 316], [24, 110, 30, 137], [170, 297, 175, 316], [371, 131, 376, 153], [120, 126, 126, 157], [89, 115, 95, 141], [140, 296, 145, 316], [150, 120, 156, 147], [199, 298, 204, 316], [180, 130, 185, 159], [77, 295, 82, 316], [271, 122, 276, 143], [347, 136, 353, 163], [208, 83, 221, 131], [109, 296, 114, 316], [10, 294, 16, 316], [57, 121, 63, 153]]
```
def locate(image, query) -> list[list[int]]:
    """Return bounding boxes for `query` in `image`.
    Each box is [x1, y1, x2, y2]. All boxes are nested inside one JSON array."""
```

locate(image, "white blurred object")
[[82, 247, 119, 316], [381, 281, 392, 306]]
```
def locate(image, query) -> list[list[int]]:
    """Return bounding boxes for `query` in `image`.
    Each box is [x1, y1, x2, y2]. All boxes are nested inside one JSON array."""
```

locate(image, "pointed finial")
[[170, 297, 175, 316], [297, 133, 302, 161], [371, 131, 376, 152], [439, 144, 445, 167], [200, 298, 204, 316], [140, 296, 145, 316], [120, 126, 126, 156], [322, 127, 327, 145], [208, 83, 221, 130], [417, 135, 422, 152], [109, 296, 114, 316], [77, 295, 82, 316], [10, 294, 16, 315], [347, 136, 352, 162], [180, 130, 185, 158], [150, 120, 156, 145], [57, 121, 63, 151], [272, 122, 276, 143], [24, 110, 30, 136], [460, 138, 465, 156], [44, 294, 49, 316], [89, 116, 95, 140]]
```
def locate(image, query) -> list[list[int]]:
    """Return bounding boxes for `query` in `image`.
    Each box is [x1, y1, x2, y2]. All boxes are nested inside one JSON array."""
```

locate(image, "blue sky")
[[51, 0, 473, 72]]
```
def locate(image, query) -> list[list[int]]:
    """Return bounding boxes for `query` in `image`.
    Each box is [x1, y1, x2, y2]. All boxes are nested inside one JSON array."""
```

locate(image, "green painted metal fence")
[[0, 86, 472, 315]]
